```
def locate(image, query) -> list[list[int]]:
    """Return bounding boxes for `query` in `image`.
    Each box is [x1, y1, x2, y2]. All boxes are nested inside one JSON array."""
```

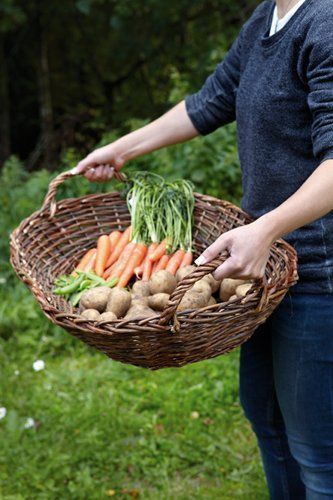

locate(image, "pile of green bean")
[[54, 271, 117, 306]]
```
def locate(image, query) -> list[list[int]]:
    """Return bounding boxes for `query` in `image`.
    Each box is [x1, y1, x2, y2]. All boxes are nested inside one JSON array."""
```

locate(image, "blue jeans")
[[240, 293, 333, 499]]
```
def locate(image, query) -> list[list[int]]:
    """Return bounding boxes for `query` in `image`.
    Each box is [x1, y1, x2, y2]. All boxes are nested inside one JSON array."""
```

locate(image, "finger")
[[72, 155, 96, 175], [83, 167, 98, 182], [195, 234, 228, 266], [212, 258, 241, 281]]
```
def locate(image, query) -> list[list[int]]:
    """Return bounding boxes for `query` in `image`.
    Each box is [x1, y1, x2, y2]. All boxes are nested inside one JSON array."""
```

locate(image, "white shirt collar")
[[269, 0, 307, 36]]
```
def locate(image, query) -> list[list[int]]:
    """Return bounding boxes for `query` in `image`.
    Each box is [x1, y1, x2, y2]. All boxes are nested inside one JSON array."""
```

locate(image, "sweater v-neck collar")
[[261, 0, 314, 48]]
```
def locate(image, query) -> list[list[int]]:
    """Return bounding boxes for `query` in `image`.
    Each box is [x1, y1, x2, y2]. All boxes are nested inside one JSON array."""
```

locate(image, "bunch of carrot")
[[73, 226, 193, 289]]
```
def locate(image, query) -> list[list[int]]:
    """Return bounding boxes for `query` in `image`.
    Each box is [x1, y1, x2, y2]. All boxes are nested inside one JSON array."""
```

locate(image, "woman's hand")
[[72, 144, 126, 182], [195, 216, 276, 281]]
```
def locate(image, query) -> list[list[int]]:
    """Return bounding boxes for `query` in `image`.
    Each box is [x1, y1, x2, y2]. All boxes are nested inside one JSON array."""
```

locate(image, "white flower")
[[24, 418, 35, 429], [33, 360, 45, 371], [14, 370, 20, 376], [0, 407, 7, 420]]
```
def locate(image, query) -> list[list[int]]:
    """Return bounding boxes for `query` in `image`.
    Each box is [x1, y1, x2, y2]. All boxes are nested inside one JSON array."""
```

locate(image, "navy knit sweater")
[[185, 0, 333, 293]]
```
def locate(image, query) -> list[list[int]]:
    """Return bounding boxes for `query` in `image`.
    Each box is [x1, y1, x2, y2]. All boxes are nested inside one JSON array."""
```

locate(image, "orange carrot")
[[180, 251, 193, 267], [72, 248, 96, 276], [142, 243, 158, 281], [106, 226, 132, 268], [95, 234, 111, 276], [149, 239, 168, 262], [109, 241, 136, 280], [134, 264, 143, 279], [83, 249, 97, 273], [109, 230, 121, 251], [103, 262, 117, 280], [117, 243, 147, 288], [165, 249, 185, 275], [154, 254, 170, 272]]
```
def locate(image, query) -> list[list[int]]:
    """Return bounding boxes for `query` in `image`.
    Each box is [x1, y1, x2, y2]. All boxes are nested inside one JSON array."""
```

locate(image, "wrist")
[[253, 211, 283, 245]]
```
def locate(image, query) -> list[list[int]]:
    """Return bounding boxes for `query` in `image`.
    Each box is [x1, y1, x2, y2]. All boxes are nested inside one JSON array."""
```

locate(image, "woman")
[[73, 0, 333, 497]]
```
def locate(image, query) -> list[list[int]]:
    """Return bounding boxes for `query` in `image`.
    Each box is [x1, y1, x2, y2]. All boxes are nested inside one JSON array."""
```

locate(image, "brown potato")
[[191, 280, 212, 302], [149, 270, 177, 295], [148, 293, 170, 311], [229, 294, 238, 301], [235, 283, 253, 298], [125, 305, 157, 320], [202, 274, 221, 293], [131, 295, 149, 307], [177, 291, 208, 312], [208, 296, 217, 305], [99, 311, 117, 322], [219, 279, 247, 302], [106, 288, 131, 318], [81, 309, 100, 320], [80, 286, 112, 312], [131, 281, 150, 297], [176, 265, 195, 282]]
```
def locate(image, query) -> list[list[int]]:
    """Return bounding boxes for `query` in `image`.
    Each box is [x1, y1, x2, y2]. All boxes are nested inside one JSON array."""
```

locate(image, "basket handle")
[[159, 254, 226, 327], [41, 167, 127, 217]]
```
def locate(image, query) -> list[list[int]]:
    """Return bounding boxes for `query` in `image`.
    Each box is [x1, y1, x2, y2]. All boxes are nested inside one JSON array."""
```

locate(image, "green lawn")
[[0, 285, 267, 499]]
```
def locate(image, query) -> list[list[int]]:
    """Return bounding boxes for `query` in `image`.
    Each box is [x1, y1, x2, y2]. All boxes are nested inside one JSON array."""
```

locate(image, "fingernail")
[[195, 256, 207, 266], [70, 166, 78, 175]]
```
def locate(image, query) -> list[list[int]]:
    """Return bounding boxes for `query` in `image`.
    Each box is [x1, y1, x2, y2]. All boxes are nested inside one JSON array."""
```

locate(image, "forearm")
[[114, 101, 199, 163], [259, 159, 333, 242]]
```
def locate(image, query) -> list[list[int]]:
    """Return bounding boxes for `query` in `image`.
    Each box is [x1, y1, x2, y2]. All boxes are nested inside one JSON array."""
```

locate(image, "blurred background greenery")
[[0, 0, 267, 498]]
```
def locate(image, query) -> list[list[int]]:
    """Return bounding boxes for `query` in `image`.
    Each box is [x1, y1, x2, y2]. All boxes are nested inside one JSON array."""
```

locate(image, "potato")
[[229, 294, 238, 301], [202, 274, 221, 293], [99, 311, 117, 322], [80, 286, 112, 312], [236, 283, 253, 298], [148, 293, 170, 311], [176, 265, 195, 282], [81, 309, 100, 320], [149, 270, 177, 295], [177, 291, 208, 312], [131, 281, 150, 297], [208, 296, 217, 305], [191, 279, 212, 302], [125, 305, 157, 320], [106, 288, 131, 318], [219, 279, 247, 302], [131, 295, 149, 307]]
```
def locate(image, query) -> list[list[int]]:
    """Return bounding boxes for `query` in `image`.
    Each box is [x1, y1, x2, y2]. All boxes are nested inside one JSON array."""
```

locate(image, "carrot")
[[117, 243, 147, 288], [149, 239, 168, 262], [154, 254, 170, 272], [72, 248, 96, 276], [180, 251, 193, 267], [103, 262, 117, 280], [142, 243, 158, 281], [94, 234, 111, 276], [109, 241, 136, 280], [134, 264, 143, 279], [109, 230, 121, 251], [83, 249, 97, 273], [165, 249, 185, 275], [106, 226, 132, 268]]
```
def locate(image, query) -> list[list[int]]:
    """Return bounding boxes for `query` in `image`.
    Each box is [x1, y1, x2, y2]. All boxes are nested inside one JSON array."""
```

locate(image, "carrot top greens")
[[126, 172, 194, 253]]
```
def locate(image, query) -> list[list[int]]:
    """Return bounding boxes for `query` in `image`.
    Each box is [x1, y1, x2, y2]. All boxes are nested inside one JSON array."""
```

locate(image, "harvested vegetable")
[[54, 271, 117, 306], [142, 243, 158, 281], [131, 281, 150, 297], [177, 291, 208, 312], [99, 311, 117, 321], [149, 270, 177, 295], [166, 249, 186, 276], [106, 226, 132, 268], [80, 285, 113, 312], [154, 254, 170, 272], [108, 241, 136, 279], [81, 309, 100, 320], [191, 280, 212, 302], [72, 248, 96, 276], [109, 230, 122, 250], [117, 243, 147, 287], [148, 293, 170, 311], [125, 304, 157, 320], [106, 288, 131, 318], [208, 296, 217, 305], [149, 239, 168, 262], [83, 250, 97, 273], [176, 265, 195, 282], [202, 274, 220, 293], [95, 234, 111, 276], [219, 279, 247, 301], [180, 251, 193, 267], [236, 283, 253, 298]]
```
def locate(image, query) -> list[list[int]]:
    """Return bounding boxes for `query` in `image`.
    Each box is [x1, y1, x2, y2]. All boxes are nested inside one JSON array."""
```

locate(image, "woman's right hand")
[[72, 143, 126, 182]]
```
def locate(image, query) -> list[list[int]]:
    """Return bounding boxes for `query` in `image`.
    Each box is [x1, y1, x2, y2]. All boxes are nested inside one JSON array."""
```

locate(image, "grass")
[[0, 284, 267, 500]]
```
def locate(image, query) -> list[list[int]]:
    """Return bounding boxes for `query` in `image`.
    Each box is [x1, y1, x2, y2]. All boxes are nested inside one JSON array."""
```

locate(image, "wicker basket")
[[10, 171, 298, 370]]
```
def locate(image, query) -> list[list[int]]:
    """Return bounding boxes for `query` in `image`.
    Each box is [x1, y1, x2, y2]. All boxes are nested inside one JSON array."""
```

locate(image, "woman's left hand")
[[195, 217, 276, 281]]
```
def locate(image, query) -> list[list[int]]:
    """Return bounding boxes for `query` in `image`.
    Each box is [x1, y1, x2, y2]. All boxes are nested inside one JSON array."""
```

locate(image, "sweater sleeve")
[[305, 17, 333, 163], [185, 28, 244, 136]]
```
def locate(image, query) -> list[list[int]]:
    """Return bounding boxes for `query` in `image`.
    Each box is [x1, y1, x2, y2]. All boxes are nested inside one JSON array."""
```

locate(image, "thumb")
[[71, 155, 96, 175], [195, 234, 228, 266]]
